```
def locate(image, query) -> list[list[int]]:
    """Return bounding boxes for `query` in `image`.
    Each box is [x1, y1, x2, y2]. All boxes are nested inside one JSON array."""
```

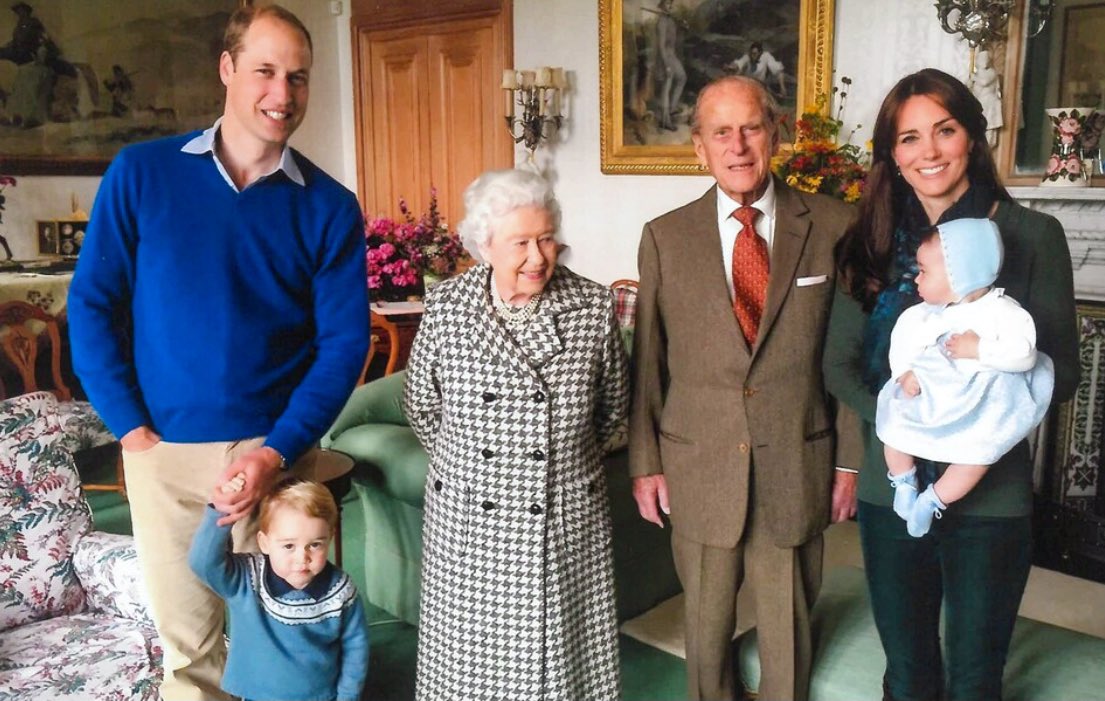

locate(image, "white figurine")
[[970, 50, 1004, 147]]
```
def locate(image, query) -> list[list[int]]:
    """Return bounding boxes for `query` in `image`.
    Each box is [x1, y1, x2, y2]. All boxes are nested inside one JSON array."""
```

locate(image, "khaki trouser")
[[123, 437, 312, 701], [673, 499, 823, 701]]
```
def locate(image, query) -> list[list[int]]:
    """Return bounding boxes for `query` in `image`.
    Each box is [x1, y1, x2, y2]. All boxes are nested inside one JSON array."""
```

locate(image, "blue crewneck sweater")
[[189, 507, 369, 701], [68, 132, 368, 461]]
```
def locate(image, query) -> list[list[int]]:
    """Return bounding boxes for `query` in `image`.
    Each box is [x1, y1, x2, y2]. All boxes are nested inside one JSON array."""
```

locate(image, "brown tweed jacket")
[[629, 178, 859, 549]]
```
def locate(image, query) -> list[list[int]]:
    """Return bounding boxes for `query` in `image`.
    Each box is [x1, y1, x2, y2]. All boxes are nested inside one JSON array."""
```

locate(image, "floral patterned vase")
[[1042, 107, 1093, 187]]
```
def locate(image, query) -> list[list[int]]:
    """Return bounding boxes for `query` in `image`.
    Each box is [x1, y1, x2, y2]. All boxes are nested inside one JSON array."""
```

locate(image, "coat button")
[[481, 448, 494, 459], [434, 480, 442, 491], [739, 443, 749, 453], [533, 391, 545, 402], [481, 500, 497, 511], [531, 449, 545, 460], [743, 387, 757, 398], [529, 503, 543, 515], [482, 391, 497, 402]]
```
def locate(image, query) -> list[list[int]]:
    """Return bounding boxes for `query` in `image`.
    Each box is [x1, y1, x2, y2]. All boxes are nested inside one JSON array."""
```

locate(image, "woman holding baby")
[[830, 66, 1078, 698]]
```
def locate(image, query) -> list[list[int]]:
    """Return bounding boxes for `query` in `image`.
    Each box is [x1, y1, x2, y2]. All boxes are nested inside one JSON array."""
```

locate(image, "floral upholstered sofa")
[[0, 392, 161, 701]]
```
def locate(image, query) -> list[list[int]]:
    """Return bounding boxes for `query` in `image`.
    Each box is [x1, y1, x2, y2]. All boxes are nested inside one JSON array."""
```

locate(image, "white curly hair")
[[457, 169, 561, 261]]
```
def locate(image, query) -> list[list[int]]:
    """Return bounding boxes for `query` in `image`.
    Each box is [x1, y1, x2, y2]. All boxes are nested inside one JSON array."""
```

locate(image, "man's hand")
[[211, 446, 284, 526], [897, 370, 921, 397], [632, 474, 670, 528], [120, 425, 161, 452], [945, 330, 980, 360], [831, 470, 858, 523]]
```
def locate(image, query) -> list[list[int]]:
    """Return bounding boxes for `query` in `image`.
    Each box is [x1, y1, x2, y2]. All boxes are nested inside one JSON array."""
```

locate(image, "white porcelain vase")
[[1041, 107, 1093, 187]]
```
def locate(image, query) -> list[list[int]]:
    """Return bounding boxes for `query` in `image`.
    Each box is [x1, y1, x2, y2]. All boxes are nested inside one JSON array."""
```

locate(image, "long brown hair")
[[834, 68, 1010, 310]]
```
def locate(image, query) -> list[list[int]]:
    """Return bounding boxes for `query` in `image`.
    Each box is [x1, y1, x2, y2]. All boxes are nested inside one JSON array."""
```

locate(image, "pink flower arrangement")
[[364, 188, 465, 300]]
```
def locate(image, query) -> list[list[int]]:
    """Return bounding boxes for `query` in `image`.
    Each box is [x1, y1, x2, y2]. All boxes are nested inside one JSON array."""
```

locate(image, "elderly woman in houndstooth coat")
[[403, 168, 630, 701]]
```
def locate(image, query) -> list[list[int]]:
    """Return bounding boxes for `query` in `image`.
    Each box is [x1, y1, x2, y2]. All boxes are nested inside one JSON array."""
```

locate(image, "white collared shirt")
[[180, 118, 305, 192], [716, 179, 776, 301]]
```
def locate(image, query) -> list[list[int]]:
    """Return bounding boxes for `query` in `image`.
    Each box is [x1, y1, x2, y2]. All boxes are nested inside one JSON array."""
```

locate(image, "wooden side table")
[[368, 302, 424, 379]]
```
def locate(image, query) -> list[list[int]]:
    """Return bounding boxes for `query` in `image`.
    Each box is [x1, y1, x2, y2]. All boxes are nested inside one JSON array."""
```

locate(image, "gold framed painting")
[[599, 0, 835, 175]]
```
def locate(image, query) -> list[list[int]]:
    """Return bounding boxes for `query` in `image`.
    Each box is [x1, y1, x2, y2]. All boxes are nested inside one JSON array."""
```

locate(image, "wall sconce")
[[934, 0, 1014, 48], [502, 67, 567, 156]]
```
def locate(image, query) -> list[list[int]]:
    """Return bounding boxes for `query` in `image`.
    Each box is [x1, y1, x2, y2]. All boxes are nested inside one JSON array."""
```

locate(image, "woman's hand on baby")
[[897, 371, 921, 397], [945, 331, 980, 359]]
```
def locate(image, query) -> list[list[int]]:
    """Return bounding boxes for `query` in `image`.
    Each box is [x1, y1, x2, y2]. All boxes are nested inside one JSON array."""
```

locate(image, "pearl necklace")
[[492, 290, 542, 328]]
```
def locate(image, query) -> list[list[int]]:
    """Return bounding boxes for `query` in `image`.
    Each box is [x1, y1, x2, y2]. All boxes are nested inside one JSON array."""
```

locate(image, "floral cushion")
[[57, 400, 116, 453], [73, 532, 154, 626], [0, 392, 92, 633], [0, 613, 161, 701]]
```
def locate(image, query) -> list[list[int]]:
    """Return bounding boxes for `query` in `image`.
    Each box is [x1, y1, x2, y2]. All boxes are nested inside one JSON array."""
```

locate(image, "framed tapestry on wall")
[[599, 0, 835, 175], [0, 0, 248, 176], [1052, 302, 1105, 512]]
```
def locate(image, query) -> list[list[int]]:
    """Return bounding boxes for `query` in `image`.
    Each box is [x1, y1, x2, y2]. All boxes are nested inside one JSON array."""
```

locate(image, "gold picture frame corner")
[[599, 0, 835, 176]]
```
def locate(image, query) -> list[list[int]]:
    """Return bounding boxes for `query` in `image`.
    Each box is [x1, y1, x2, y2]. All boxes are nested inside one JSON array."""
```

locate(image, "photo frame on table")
[[599, 0, 835, 175], [0, 0, 250, 176], [36, 219, 88, 257]]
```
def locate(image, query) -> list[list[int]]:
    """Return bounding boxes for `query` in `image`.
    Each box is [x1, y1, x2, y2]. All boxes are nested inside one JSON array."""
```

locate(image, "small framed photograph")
[[36, 221, 58, 255], [57, 220, 87, 257], [36, 219, 88, 256]]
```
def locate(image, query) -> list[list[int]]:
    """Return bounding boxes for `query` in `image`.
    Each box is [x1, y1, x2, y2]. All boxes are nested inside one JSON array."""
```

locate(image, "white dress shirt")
[[716, 179, 776, 301]]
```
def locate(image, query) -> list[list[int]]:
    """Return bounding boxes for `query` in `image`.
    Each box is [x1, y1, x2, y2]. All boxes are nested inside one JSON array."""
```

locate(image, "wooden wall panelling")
[[353, 9, 512, 226], [429, 20, 508, 227], [351, 0, 501, 30], [367, 34, 432, 218]]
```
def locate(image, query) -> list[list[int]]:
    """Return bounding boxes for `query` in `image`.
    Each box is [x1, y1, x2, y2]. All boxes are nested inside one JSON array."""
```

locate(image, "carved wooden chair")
[[609, 278, 639, 330], [0, 300, 123, 497]]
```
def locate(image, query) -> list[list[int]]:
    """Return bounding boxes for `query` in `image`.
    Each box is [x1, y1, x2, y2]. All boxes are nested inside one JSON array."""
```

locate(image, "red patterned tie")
[[731, 206, 769, 347]]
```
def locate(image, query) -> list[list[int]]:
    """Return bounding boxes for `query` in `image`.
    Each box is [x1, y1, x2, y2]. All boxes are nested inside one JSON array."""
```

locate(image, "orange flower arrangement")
[[773, 77, 868, 203]]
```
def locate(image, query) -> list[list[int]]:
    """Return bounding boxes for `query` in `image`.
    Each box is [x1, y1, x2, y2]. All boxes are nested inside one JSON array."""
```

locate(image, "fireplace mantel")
[[1007, 186, 1105, 301]]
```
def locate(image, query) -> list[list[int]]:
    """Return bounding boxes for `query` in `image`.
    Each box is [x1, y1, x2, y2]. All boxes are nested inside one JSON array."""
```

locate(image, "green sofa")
[[322, 370, 682, 625]]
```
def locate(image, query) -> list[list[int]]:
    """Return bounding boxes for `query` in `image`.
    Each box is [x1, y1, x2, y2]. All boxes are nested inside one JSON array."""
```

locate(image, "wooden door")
[[353, 9, 512, 227], [364, 35, 431, 222]]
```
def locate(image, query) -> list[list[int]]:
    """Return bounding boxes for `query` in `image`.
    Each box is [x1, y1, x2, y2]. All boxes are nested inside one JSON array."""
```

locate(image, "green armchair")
[[322, 370, 681, 625]]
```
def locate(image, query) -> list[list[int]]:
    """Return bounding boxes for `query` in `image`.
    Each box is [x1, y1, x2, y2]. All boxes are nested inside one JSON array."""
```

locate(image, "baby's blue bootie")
[[907, 486, 947, 538], [887, 468, 919, 520]]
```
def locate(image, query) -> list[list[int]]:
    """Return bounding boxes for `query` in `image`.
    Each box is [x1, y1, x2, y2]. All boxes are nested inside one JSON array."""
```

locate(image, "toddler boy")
[[189, 478, 368, 701]]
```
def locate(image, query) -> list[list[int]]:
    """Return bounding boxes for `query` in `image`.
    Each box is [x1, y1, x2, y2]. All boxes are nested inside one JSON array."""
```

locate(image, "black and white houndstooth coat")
[[403, 263, 630, 701]]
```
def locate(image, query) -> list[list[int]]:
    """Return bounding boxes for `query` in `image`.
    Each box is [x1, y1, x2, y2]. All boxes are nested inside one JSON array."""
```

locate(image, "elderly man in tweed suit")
[[629, 76, 860, 701]]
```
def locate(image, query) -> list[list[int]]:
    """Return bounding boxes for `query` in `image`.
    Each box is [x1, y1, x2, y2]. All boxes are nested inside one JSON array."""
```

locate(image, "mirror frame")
[[996, 0, 1104, 186]]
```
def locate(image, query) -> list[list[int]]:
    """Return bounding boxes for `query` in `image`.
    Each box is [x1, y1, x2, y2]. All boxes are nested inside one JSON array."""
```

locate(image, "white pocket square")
[[796, 274, 828, 287]]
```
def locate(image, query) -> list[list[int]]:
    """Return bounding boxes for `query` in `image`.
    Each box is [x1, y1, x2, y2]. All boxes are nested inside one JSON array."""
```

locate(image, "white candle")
[[505, 88, 515, 118], [501, 69, 519, 90], [520, 70, 536, 88], [536, 67, 552, 87]]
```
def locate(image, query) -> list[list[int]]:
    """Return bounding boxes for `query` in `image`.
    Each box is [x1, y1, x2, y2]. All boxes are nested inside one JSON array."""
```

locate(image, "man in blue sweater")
[[67, 5, 368, 700]]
